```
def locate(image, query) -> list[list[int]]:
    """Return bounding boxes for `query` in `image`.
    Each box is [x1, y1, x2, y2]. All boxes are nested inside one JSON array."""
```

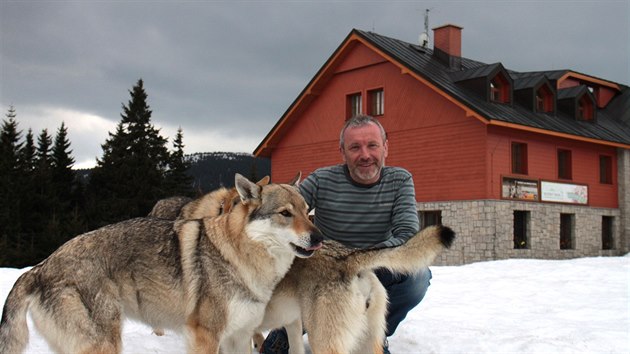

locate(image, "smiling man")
[[261, 115, 432, 354]]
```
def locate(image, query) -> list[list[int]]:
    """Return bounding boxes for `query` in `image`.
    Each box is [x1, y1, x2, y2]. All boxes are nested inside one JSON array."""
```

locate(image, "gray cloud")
[[1, 0, 627, 168]]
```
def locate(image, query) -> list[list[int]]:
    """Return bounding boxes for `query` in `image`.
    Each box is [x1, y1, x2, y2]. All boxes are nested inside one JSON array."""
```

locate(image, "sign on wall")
[[540, 181, 588, 205], [502, 177, 539, 201]]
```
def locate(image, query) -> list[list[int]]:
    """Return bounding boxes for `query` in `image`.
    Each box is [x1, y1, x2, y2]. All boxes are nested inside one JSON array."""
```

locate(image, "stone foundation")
[[419, 200, 626, 266]]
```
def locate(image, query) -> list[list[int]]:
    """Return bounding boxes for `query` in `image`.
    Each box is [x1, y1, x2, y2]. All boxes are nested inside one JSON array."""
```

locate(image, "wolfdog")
[[0, 173, 323, 354], [168, 178, 455, 354], [258, 224, 454, 354]]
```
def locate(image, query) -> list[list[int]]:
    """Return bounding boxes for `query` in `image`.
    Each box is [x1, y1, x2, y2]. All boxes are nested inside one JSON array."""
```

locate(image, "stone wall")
[[618, 148, 630, 253], [419, 199, 625, 266]]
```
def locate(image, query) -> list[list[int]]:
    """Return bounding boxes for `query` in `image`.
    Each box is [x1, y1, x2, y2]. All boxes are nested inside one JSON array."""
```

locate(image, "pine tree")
[[164, 127, 193, 196], [18, 129, 38, 263], [32, 129, 56, 259], [0, 106, 24, 266], [51, 122, 75, 204], [20, 129, 36, 173], [51, 122, 84, 243], [35, 129, 53, 199], [88, 79, 171, 226]]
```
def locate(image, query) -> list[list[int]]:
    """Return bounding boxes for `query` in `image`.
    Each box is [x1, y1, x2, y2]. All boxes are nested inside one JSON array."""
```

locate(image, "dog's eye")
[[279, 210, 292, 218]]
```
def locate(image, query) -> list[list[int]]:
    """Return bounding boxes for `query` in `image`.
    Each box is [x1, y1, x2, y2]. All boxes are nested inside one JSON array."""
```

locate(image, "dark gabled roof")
[[605, 87, 630, 124], [450, 63, 505, 82], [557, 85, 589, 99], [513, 75, 551, 91], [353, 29, 630, 146]]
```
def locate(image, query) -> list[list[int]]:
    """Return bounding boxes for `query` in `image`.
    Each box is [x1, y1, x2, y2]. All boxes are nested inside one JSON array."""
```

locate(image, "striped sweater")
[[299, 164, 420, 249]]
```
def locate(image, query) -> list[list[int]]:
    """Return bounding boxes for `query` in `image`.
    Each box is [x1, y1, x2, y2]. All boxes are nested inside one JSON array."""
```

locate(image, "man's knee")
[[376, 268, 432, 336], [399, 268, 432, 307], [376, 268, 431, 307]]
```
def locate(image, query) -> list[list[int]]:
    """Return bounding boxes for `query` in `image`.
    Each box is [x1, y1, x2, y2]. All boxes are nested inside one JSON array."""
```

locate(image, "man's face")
[[340, 123, 388, 185]]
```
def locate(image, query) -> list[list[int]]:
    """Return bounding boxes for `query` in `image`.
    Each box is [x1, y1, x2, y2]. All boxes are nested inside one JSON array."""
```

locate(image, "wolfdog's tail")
[[0, 269, 37, 354], [344, 225, 455, 274]]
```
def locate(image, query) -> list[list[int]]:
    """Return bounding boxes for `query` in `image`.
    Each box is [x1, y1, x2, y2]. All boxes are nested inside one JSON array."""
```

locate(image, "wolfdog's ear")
[[288, 171, 302, 187], [235, 173, 261, 203], [256, 175, 271, 186]]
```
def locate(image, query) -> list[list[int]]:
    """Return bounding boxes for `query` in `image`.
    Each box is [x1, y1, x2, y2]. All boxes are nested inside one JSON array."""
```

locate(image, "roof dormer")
[[513, 75, 556, 114], [557, 85, 596, 122], [451, 63, 513, 104], [557, 71, 620, 108], [489, 71, 511, 104]]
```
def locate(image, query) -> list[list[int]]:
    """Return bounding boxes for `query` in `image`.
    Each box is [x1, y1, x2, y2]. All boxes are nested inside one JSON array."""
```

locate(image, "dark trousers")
[[374, 267, 432, 336]]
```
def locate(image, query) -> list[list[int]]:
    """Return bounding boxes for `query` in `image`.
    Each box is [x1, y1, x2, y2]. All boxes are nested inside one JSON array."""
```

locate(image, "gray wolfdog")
[[0, 173, 323, 354], [164, 177, 455, 354]]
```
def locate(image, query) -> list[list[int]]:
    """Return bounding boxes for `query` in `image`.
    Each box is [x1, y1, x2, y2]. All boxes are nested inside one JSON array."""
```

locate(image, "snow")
[[1, 255, 628, 353]]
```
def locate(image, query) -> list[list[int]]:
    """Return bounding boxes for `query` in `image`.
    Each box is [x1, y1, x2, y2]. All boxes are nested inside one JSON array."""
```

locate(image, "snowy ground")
[[1, 255, 628, 353]]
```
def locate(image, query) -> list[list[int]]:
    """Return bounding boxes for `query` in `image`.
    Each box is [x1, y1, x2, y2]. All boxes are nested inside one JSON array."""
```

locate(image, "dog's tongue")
[[305, 242, 323, 251]]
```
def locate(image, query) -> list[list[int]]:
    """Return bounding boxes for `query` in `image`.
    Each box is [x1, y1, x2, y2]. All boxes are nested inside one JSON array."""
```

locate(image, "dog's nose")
[[310, 229, 324, 247]]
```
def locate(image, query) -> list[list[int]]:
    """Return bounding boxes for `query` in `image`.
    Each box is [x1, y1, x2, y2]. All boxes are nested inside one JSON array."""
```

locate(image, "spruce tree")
[[88, 79, 171, 226], [51, 122, 83, 242], [20, 129, 36, 172], [51, 122, 75, 204], [18, 129, 38, 262], [35, 129, 53, 199], [32, 129, 56, 259], [0, 106, 23, 266], [164, 127, 193, 196]]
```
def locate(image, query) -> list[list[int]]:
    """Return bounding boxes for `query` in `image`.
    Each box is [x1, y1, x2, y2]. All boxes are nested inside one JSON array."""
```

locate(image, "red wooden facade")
[[256, 31, 623, 209]]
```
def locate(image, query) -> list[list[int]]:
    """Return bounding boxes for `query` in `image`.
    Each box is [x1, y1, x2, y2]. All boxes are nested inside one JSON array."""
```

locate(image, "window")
[[511, 142, 528, 175], [560, 213, 574, 250], [536, 86, 553, 113], [490, 82, 500, 102], [513, 210, 530, 249], [368, 89, 384, 116], [535, 93, 545, 112], [419, 210, 442, 229], [557, 149, 572, 180], [599, 155, 612, 184], [346, 93, 362, 119], [490, 73, 510, 103], [602, 216, 614, 250], [577, 96, 593, 121]]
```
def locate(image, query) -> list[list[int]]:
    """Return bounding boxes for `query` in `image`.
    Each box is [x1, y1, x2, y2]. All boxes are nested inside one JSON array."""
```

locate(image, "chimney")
[[432, 24, 463, 69]]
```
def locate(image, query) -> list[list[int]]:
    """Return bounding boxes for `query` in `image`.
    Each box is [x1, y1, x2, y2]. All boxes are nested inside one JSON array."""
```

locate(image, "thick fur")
[[168, 180, 456, 354], [148, 196, 193, 220], [0, 174, 323, 354], [258, 225, 455, 354], [179, 176, 270, 221]]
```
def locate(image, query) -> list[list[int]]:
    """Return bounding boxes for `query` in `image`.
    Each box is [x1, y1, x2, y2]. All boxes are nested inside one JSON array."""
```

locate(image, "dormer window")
[[490, 73, 510, 103], [536, 85, 554, 113], [577, 95, 594, 121], [490, 82, 500, 101], [557, 86, 596, 121]]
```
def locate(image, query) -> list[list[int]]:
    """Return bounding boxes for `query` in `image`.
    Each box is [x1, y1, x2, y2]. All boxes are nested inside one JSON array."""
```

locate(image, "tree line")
[[0, 79, 193, 267]]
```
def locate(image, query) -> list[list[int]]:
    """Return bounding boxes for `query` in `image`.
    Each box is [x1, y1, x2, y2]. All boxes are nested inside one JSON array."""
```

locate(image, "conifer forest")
[[0, 79, 266, 267]]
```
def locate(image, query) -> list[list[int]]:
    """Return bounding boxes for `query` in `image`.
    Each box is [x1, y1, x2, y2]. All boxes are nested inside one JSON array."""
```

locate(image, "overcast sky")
[[1, 0, 628, 168]]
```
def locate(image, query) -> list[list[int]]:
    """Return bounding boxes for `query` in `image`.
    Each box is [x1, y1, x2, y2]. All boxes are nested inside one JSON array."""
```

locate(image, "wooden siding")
[[487, 125, 618, 208], [271, 42, 488, 201], [387, 120, 487, 202], [268, 40, 619, 209]]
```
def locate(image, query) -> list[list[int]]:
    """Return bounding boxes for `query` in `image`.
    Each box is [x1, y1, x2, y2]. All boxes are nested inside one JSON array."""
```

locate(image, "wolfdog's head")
[[234, 173, 323, 258]]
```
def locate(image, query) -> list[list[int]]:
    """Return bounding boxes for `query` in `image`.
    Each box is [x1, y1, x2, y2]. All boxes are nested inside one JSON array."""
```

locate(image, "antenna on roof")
[[419, 8, 430, 48]]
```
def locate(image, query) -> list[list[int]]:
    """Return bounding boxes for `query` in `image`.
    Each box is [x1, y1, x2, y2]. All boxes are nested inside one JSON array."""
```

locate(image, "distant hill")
[[186, 152, 270, 194], [74, 152, 271, 196]]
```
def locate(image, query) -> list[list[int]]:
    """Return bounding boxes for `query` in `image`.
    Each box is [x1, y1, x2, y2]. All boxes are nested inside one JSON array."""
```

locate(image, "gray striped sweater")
[[299, 164, 420, 249]]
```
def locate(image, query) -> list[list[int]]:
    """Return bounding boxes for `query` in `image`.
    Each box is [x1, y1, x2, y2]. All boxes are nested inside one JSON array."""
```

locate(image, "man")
[[261, 115, 431, 354]]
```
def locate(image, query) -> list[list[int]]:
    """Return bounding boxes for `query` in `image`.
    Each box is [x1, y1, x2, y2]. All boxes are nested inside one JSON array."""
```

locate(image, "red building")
[[255, 25, 630, 264]]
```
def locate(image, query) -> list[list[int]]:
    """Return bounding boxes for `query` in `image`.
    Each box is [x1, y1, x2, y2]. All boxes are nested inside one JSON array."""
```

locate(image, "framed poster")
[[540, 181, 588, 205], [502, 177, 539, 201]]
